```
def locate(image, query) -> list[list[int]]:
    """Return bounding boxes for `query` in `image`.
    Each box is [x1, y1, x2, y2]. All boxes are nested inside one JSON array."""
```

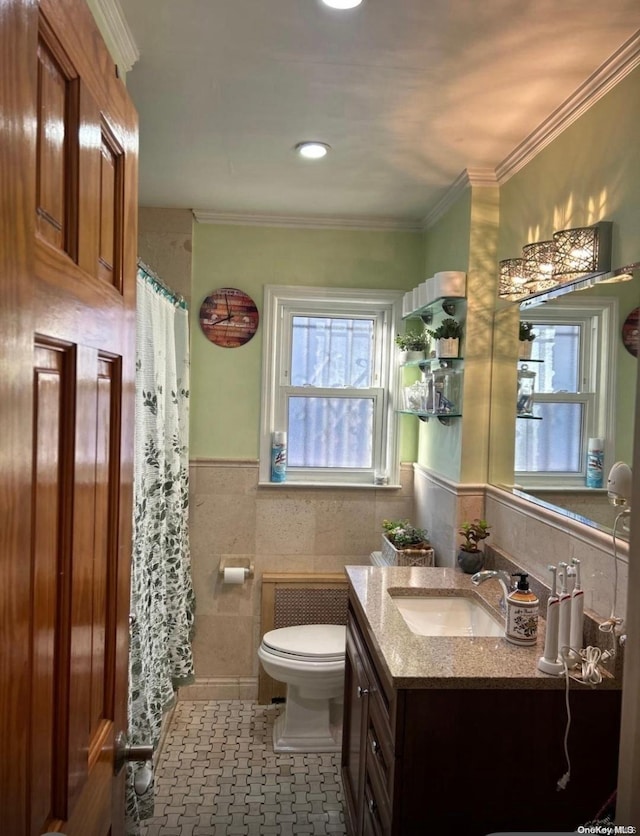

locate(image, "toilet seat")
[[261, 624, 346, 662]]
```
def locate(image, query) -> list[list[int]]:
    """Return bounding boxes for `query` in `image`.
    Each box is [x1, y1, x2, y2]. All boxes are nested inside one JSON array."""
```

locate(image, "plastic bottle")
[[505, 573, 539, 646], [271, 431, 287, 482]]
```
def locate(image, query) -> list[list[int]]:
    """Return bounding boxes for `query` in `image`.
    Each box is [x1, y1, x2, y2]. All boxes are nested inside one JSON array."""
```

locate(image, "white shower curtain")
[[126, 264, 195, 831]]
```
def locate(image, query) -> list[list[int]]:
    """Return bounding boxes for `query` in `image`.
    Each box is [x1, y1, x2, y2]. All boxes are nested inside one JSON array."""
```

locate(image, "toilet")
[[258, 623, 346, 753]]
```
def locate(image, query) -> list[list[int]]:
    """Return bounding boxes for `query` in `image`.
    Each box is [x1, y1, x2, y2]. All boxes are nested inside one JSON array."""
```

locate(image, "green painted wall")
[[417, 192, 471, 480], [494, 64, 640, 481], [190, 224, 424, 459], [423, 190, 472, 279], [417, 186, 501, 483], [498, 67, 640, 266]]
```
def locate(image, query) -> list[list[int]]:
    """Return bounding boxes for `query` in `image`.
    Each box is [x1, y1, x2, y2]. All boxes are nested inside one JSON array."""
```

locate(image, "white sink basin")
[[391, 595, 503, 637]]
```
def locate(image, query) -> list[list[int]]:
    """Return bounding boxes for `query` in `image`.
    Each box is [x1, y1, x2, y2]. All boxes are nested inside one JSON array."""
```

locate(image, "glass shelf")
[[397, 408, 462, 426], [403, 294, 465, 322], [400, 356, 464, 368], [517, 414, 543, 420], [517, 358, 544, 363]]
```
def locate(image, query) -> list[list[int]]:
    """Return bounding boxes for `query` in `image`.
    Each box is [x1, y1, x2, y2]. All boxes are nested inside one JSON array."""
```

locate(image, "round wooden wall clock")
[[199, 287, 259, 348]]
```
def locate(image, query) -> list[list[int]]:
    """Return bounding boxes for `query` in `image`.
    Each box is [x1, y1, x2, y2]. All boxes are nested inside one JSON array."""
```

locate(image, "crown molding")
[[497, 28, 640, 183], [421, 168, 497, 230], [89, 0, 140, 73], [192, 210, 424, 232]]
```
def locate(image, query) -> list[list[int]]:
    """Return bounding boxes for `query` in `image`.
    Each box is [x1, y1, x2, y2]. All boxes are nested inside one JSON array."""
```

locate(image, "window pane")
[[515, 402, 583, 472], [288, 397, 373, 467], [532, 324, 580, 393], [290, 317, 373, 388]]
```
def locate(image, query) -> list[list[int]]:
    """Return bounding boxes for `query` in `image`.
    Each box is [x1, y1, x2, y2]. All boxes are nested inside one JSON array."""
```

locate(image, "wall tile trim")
[[486, 484, 628, 560]]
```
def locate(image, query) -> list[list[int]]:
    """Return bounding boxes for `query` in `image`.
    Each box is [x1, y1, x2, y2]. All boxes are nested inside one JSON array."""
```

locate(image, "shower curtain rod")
[[137, 258, 188, 309]]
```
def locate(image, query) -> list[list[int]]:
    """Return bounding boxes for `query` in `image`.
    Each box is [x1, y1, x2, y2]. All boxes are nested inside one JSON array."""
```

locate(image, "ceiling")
[[116, 0, 640, 227]]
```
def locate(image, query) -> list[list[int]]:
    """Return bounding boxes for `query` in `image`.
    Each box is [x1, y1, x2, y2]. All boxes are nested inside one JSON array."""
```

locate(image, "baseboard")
[[177, 676, 259, 701]]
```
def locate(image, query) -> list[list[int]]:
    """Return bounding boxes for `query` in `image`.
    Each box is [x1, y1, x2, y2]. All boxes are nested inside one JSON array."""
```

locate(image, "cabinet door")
[[342, 620, 370, 836]]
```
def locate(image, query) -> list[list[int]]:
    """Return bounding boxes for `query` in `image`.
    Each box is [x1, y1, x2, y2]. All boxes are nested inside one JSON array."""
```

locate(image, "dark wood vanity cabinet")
[[342, 598, 622, 836], [343, 603, 395, 836]]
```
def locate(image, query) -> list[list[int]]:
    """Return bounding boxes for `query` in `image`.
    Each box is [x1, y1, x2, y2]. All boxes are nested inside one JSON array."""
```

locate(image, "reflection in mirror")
[[489, 269, 639, 540]]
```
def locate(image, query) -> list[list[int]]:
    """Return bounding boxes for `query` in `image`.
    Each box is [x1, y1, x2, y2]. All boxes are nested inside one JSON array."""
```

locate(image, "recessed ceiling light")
[[321, 0, 364, 9], [295, 142, 331, 160]]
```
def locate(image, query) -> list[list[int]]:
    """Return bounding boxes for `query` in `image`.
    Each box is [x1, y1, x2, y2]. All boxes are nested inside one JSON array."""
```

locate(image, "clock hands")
[[212, 297, 235, 327]]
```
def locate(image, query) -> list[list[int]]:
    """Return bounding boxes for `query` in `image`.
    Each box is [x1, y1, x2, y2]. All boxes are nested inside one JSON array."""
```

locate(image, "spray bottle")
[[271, 431, 287, 482], [537, 565, 564, 675]]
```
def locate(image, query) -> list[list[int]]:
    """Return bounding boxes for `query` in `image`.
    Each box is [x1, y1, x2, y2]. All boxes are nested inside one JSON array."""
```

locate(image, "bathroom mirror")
[[488, 270, 639, 539]]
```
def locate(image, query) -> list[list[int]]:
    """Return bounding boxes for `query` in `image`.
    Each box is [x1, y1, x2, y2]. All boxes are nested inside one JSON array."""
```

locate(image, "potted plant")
[[427, 317, 463, 358], [395, 330, 429, 363], [519, 321, 536, 359], [381, 519, 434, 567], [457, 518, 491, 574]]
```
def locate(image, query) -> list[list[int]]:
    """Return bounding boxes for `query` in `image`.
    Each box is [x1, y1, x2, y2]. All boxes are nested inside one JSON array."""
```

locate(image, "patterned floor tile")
[[139, 700, 346, 836]]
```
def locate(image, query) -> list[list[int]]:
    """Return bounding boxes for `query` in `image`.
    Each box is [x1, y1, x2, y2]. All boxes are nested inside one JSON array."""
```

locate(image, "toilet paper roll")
[[223, 567, 246, 584]]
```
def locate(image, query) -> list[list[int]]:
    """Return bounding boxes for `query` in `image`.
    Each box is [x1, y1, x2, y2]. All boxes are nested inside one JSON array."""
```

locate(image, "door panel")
[[36, 20, 79, 257], [30, 341, 74, 836], [0, 2, 138, 835]]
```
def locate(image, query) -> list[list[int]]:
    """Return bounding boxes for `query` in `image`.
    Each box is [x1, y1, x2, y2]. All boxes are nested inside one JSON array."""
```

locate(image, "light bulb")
[[295, 142, 331, 159], [321, 0, 364, 8]]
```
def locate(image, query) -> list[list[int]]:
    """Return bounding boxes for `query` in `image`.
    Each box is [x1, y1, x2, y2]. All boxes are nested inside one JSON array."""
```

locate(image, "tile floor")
[[139, 700, 347, 836]]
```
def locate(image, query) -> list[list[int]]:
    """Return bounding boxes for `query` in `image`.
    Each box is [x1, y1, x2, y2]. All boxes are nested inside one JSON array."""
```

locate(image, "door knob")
[[114, 730, 153, 775]]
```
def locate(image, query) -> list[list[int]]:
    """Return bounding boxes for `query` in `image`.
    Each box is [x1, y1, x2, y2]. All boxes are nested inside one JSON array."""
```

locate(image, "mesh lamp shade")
[[499, 258, 528, 301], [522, 240, 558, 294], [553, 222, 612, 283]]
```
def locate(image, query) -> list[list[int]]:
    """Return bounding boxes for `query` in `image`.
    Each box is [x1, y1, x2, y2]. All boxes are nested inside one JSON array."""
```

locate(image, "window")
[[260, 285, 404, 485], [515, 298, 617, 487]]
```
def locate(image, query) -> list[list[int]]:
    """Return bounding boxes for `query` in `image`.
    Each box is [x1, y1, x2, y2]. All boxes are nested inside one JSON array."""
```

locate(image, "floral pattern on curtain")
[[126, 266, 195, 832]]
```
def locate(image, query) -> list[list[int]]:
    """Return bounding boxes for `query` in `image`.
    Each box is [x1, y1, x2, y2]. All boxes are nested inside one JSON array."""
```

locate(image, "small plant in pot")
[[457, 518, 491, 574], [427, 318, 463, 358], [395, 330, 429, 362], [518, 321, 536, 359], [382, 519, 433, 566]]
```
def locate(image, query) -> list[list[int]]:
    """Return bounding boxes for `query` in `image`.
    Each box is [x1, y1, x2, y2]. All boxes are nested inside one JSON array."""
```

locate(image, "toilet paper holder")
[[219, 558, 254, 580]]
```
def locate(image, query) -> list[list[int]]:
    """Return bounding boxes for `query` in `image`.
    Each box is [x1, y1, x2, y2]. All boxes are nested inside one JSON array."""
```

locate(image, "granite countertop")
[[345, 565, 620, 691]]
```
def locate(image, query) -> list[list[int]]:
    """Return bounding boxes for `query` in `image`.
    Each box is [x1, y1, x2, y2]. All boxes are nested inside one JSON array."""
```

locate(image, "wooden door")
[[0, 2, 138, 835]]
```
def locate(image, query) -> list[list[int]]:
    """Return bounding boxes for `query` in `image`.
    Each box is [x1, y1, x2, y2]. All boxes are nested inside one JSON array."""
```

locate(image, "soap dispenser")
[[506, 573, 539, 646]]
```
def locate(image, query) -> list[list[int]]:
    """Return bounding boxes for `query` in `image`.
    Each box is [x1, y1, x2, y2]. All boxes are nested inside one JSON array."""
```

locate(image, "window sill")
[[516, 485, 608, 494], [257, 481, 403, 490]]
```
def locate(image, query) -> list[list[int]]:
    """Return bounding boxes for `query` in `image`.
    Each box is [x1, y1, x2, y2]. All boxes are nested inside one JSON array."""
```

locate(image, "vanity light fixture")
[[522, 240, 558, 294], [552, 221, 612, 284], [498, 258, 529, 301], [295, 141, 331, 160], [321, 0, 364, 8]]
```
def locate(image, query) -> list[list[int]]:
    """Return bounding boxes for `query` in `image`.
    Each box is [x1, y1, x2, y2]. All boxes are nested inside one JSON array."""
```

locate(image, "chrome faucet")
[[471, 570, 513, 612]]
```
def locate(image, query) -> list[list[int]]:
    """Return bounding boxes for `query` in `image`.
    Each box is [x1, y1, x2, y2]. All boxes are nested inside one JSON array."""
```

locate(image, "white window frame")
[[260, 285, 404, 486], [515, 297, 618, 488]]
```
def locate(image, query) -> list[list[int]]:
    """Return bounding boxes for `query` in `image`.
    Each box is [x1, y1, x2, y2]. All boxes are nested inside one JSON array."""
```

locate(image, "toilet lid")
[[262, 624, 346, 660]]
